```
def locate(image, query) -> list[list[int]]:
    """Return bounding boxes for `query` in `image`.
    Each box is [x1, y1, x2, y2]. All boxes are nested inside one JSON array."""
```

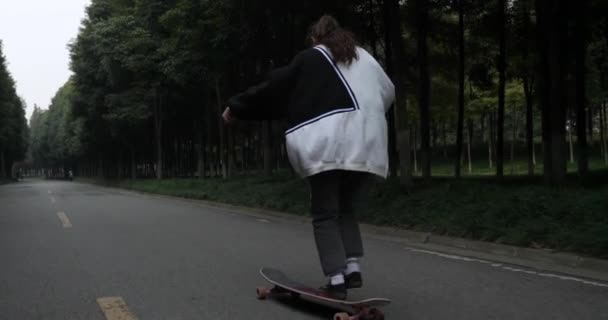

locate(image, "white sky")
[[0, 0, 90, 121]]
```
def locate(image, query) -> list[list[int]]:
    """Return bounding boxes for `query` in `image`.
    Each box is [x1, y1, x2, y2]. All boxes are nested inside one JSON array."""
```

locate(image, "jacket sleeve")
[[227, 53, 303, 121], [227, 81, 277, 120]]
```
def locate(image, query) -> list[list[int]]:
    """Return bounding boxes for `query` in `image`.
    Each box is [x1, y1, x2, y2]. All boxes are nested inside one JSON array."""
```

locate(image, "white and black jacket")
[[228, 45, 395, 178]]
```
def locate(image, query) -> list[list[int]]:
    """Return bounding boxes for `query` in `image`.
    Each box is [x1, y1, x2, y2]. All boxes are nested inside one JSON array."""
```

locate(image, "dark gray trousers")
[[308, 170, 370, 276]]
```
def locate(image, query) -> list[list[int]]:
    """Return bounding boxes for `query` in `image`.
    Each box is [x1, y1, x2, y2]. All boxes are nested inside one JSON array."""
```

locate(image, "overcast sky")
[[0, 0, 91, 122]]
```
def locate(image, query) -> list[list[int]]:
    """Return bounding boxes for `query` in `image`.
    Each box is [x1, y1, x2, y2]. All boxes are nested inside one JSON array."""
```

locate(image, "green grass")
[[92, 169, 608, 259], [413, 157, 608, 177], [0, 179, 14, 185], [122, 175, 311, 215]]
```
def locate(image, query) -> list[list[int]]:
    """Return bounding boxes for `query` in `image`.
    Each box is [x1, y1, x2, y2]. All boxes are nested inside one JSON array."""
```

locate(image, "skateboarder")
[[224, 15, 395, 300]]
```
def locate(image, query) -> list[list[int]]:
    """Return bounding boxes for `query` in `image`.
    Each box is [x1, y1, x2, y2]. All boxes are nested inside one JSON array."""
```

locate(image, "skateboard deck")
[[257, 267, 390, 320]]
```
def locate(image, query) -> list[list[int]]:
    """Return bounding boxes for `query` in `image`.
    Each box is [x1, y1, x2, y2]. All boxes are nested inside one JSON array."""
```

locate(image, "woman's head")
[[307, 15, 358, 65]]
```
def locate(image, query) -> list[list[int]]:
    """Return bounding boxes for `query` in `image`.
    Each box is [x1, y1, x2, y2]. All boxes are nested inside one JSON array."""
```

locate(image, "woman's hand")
[[222, 107, 236, 125]]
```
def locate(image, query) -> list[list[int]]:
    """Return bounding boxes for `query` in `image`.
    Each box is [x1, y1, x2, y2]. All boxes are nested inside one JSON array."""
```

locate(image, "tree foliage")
[[0, 41, 28, 178], [25, 0, 608, 185]]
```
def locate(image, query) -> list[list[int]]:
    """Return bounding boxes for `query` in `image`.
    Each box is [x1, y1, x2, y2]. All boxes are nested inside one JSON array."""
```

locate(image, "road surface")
[[1, 179, 606, 319]]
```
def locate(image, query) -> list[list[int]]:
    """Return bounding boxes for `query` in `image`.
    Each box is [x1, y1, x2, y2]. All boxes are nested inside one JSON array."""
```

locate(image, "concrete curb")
[[78, 180, 608, 283]]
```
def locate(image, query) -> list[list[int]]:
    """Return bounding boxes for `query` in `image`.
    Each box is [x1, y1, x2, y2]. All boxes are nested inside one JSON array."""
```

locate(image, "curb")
[[78, 180, 608, 283]]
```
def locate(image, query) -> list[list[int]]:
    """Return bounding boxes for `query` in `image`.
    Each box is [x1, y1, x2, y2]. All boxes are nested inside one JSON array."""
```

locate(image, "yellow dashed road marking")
[[97, 297, 139, 320], [56, 212, 72, 228]]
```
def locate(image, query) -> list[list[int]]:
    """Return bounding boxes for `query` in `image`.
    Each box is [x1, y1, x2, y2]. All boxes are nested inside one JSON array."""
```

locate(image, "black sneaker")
[[345, 272, 363, 289], [320, 282, 347, 300]]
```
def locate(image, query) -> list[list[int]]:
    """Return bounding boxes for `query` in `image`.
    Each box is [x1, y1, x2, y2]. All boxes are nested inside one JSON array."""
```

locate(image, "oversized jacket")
[[228, 45, 396, 178]]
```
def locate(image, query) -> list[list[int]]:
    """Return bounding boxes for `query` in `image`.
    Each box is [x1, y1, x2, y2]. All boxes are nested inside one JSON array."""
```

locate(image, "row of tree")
[[0, 41, 28, 179], [27, 0, 608, 186]]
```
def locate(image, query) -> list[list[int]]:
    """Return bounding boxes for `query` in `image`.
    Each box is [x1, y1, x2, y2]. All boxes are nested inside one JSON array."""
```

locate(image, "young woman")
[[223, 15, 395, 299]]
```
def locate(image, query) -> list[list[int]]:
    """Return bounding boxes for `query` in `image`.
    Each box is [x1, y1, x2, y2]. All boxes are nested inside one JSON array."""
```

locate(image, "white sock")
[[330, 273, 345, 285], [345, 257, 361, 275]]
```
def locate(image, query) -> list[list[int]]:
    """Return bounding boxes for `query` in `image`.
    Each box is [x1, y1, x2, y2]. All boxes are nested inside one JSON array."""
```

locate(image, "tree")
[[496, 0, 507, 178], [37, 0, 608, 184], [512, 0, 536, 176], [0, 40, 28, 179], [575, 0, 589, 176], [382, 0, 412, 185], [536, 0, 570, 185], [416, 0, 432, 180], [454, 0, 465, 178]]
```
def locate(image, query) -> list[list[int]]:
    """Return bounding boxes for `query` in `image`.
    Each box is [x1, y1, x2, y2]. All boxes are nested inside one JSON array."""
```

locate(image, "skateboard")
[[257, 267, 391, 320]]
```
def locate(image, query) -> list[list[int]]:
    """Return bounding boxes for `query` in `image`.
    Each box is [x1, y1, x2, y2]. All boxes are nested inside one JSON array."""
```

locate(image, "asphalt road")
[[1, 179, 607, 320]]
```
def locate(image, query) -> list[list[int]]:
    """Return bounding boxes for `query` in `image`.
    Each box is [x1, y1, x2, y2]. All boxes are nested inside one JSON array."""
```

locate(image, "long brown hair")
[[308, 15, 358, 65]]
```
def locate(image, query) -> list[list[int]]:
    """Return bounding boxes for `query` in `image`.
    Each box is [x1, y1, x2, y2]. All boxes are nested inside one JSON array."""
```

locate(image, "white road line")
[[56, 212, 72, 228], [408, 248, 608, 288]]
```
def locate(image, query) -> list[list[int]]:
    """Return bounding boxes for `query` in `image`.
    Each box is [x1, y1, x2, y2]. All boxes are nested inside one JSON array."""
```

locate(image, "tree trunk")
[[215, 79, 227, 179], [154, 89, 163, 180], [0, 149, 5, 179], [532, 140, 537, 166], [431, 122, 438, 149], [455, 0, 465, 178], [197, 130, 205, 179], [206, 100, 213, 177], [497, 0, 506, 179], [575, 0, 588, 175], [488, 112, 494, 169], [243, 134, 250, 171], [511, 113, 516, 164], [481, 114, 486, 144], [367, 0, 378, 57], [524, 77, 535, 176], [537, 0, 568, 185], [384, 0, 411, 184], [417, 0, 431, 181], [396, 130, 411, 179], [568, 118, 574, 164], [174, 139, 180, 177], [98, 158, 103, 178], [413, 127, 418, 173], [382, 0, 396, 178], [442, 122, 448, 159], [588, 105, 594, 145], [117, 152, 124, 179], [131, 148, 136, 179], [601, 102, 607, 165], [467, 119, 473, 174], [536, 0, 552, 183], [600, 105, 604, 163], [227, 128, 235, 177], [548, 0, 568, 184], [521, 0, 535, 176], [262, 122, 273, 176]]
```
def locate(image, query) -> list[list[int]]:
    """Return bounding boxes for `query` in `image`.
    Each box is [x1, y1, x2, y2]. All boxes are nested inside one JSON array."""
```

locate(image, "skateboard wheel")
[[334, 312, 351, 320], [256, 287, 270, 300]]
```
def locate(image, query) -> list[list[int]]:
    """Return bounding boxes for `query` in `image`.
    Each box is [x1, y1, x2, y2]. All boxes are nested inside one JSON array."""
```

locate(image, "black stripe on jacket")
[[227, 47, 359, 133]]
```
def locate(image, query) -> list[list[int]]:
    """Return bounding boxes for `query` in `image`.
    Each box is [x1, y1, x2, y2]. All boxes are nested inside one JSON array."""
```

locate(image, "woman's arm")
[[226, 52, 304, 121]]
